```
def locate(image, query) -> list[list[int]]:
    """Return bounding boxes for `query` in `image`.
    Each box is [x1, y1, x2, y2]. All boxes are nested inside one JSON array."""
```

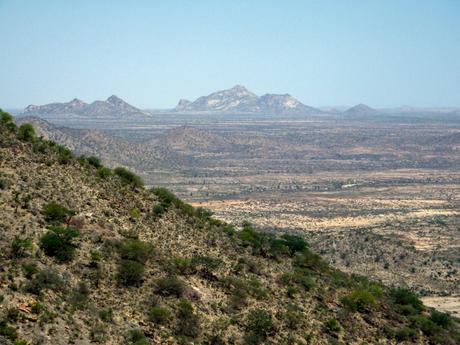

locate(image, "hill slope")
[[1, 111, 459, 344]]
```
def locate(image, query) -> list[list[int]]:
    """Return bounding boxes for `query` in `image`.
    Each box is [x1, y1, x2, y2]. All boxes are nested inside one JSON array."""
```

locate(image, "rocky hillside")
[[174, 85, 322, 115], [342, 104, 380, 117], [1, 110, 459, 344], [23, 95, 150, 119]]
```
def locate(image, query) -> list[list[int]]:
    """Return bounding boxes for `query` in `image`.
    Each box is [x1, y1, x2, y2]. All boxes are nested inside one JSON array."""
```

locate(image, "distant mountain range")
[[23, 95, 150, 118], [174, 85, 322, 115], [18, 86, 460, 118]]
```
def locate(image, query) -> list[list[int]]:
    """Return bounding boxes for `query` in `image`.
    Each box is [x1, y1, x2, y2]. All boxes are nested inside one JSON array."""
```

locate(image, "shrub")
[[11, 236, 33, 258], [114, 167, 143, 188], [292, 249, 328, 272], [390, 288, 424, 313], [98, 308, 113, 322], [280, 234, 308, 255], [152, 187, 179, 207], [117, 260, 145, 286], [410, 315, 441, 336], [0, 319, 17, 341], [40, 226, 80, 262], [152, 204, 165, 216], [41, 201, 75, 224], [55, 145, 73, 164], [0, 110, 13, 124], [17, 123, 35, 141], [324, 318, 341, 334], [167, 256, 195, 275], [25, 269, 64, 295], [394, 327, 417, 341], [21, 262, 39, 278], [97, 166, 112, 179], [175, 299, 200, 338], [430, 309, 451, 327], [244, 309, 274, 345], [125, 328, 148, 345], [148, 306, 171, 325], [340, 290, 377, 313], [156, 276, 185, 297], [119, 239, 153, 264], [87, 156, 102, 168]]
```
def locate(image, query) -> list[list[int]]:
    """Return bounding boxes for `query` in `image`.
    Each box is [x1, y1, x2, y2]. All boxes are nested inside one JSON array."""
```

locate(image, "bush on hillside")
[[41, 201, 75, 224], [11, 236, 33, 258], [40, 226, 80, 262], [87, 156, 102, 168], [118, 239, 153, 264], [175, 299, 200, 338], [117, 259, 145, 286], [17, 123, 35, 141], [114, 167, 143, 188], [155, 276, 185, 297], [244, 309, 274, 345]]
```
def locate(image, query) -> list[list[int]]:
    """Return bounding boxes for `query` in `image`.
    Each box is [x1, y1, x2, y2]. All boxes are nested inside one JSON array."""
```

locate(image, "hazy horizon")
[[1, 0, 459, 109]]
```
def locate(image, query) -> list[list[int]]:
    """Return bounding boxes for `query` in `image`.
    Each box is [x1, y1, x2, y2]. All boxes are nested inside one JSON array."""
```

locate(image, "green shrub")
[[117, 259, 145, 286], [25, 269, 64, 295], [97, 166, 112, 179], [394, 327, 417, 341], [98, 308, 113, 322], [323, 318, 341, 334], [410, 315, 441, 336], [0, 319, 17, 341], [87, 156, 102, 168], [17, 123, 35, 141], [155, 276, 185, 297], [55, 144, 73, 164], [40, 226, 80, 262], [340, 290, 377, 313], [41, 201, 75, 224], [430, 309, 451, 327], [152, 204, 165, 216], [0, 110, 13, 124], [292, 249, 328, 272], [125, 328, 148, 345], [148, 306, 171, 325], [11, 236, 33, 258], [119, 239, 153, 264], [152, 187, 179, 207], [390, 288, 424, 313], [114, 167, 143, 188], [175, 299, 200, 338], [21, 262, 39, 278], [167, 256, 195, 275], [279, 234, 308, 255], [244, 309, 274, 345]]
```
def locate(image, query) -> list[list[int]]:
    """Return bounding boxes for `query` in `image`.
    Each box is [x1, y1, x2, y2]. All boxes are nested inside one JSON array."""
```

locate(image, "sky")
[[0, 0, 459, 109]]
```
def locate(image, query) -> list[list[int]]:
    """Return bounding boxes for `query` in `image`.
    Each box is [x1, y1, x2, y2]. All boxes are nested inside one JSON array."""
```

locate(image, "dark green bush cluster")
[[55, 144, 73, 164], [239, 223, 309, 259], [155, 276, 185, 297], [124, 328, 148, 345], [340, 289, 378, 313], [17, 123, 35, 142], [279, 268, 315, 293], [87, 156, 102, 168], [390, 287, 424, 315], [41, 201, 75, 224], [114, 167, 143, 188], [243, 309, 274, 345], [117, 239, 153, 286], [40, 226, 80, 262], [0, 109, 17, 132], [0, 318, 18, 342], [323, 318, 341, 334], [148, 306, 171, 325]]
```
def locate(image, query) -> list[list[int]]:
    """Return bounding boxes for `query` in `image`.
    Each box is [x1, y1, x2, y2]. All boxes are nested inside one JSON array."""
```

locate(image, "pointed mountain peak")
[[344, 103, 379, 116], [106, 95, 124, 105]]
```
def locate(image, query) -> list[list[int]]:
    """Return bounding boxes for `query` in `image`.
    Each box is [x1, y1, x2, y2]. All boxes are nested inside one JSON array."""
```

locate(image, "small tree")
[[0, 110, 13, 124], [42, 201, 75, 225], [87, 156, 102, 168], [114, 167, 143, 188], [40, 226, 80, 262], [17, 123, 35, 141]]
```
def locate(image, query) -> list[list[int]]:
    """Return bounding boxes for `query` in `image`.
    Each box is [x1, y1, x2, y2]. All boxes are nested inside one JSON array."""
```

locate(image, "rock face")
[[23, 95, 150, 118], [342, 104, 379, 116], [174, 85, 321, 115]]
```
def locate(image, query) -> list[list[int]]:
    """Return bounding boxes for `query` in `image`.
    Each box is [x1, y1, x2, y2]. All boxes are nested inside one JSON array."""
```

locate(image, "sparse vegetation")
[[41, 201, 75, 224]]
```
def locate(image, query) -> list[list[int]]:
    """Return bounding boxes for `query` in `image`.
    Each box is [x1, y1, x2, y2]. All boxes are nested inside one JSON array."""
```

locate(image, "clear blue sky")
[[1, 0, 459, 109]]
